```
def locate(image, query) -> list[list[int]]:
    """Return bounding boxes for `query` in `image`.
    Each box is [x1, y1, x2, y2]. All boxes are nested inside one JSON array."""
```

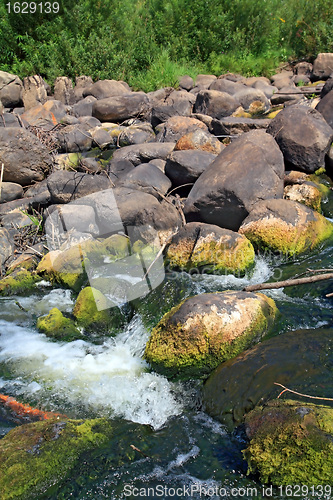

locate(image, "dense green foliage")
[[1, 0, 333, 91]]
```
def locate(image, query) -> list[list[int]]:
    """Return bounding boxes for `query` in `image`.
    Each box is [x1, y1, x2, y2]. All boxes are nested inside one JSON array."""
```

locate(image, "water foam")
[[0, 316, 181, 429]]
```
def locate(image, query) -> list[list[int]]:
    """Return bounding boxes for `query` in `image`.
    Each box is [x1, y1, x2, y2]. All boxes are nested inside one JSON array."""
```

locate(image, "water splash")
[[0, 316, 181, 429]]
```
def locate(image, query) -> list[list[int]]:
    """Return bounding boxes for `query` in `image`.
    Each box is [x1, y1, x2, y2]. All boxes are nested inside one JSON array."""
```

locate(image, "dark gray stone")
[[92, 93, 149, 122], [193, 90, 239, 119], [165, 150, 217, 186], [47, 170, 113, 204]]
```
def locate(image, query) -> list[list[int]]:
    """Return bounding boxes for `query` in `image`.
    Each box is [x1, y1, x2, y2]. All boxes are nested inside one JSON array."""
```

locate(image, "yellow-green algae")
[[166, 233, 255, 276], [37, 307, 82, 341], [0, 417, 114, 500], [0, 269, 42, 296], [240, 210, 333, 256], [244, 399, 333, 486], [145, 291, 278, 380]]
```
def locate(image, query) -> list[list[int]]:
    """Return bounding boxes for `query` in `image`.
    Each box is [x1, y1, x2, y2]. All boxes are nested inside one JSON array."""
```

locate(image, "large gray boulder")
[[56, 124, 93, 153], [82, 80, 128, 100], [155, 116, 208, 143], [267, 105, 333, 173], [193, 90, 239, 119], [184, 130, 285, 231], [47, 171, 113, 204], [311, 53, 333, 81], [316, 89, 333, 129], [111, 142, 175, 166], [165, 150, 217, 186], [0, 71, 22, 107], [119, 163, 171, 198], [54, 77, 75, 105], [0, 128, 52, 186], [92, 92, 149, 122]]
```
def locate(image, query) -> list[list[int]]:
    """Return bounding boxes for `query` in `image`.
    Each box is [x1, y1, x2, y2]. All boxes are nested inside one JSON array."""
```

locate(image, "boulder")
[[311, 53, 333, 81], [118, 122, 155, 146], [0, 228, 14, 270], [284, 182, 322, 212], [0, 71, 22, 107], [119, 163, 171, 197], [209, 78, 245, 95], [244, 400, 333, 486], [82, 79, 128, 100], [155, 116, 207, 143], [72, 95, 97, 117], [73, 75, 94, 101], [0, 113, 21, 128], [56, 123, 93, 152], [270, 86, 304, 106], [144, 290, 278, 379], [22, 75, 48, 110], [316, 89, 333, 128], [178, 75, 194, 91], [174, 129, 224, 154], [71, 187, 182, 240], [0, 182, 23, 203], [37, 307, 82, 341], [0, 127, 52, 185], [92, 92, 149, 122], [73, 286, 125, 333], [211, 116, 270, 136], [195, 74, 217, 88], [267, 105, 333, 173], [203, 327, 333, 429], [251, 80, 277, 99], [270, 71, 293, 89], [53, 76, 75, 105], [233, 88, 270, 113], [111, 142, 175, 166], [47, 171, 112, 204], [184, 130, 284, 231], [293, 61, 313, 77], [321, 77, 333, 98], [107, 159, 135, 183], [166, 222, 255, 274], [165, 150, 217, 186], [0, 269, 40, 296], [239, 199, 333, 255], [151, 100, 192, 127], [21, 103, 60, 131], [43, 100, 67, 122], [193, 90, 239, 119]]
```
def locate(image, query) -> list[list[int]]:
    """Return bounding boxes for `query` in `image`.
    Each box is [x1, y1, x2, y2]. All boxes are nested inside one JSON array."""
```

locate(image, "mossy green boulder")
[[0, 269, 41, 296], [166, 222, 255, 275], [145, 290, 278, 380], [0, 417, 115, 500], [73, 286, 124, 333], [244, 399, 333, 486], [37, 308, 82, 341], [239, 199, 333, 256]]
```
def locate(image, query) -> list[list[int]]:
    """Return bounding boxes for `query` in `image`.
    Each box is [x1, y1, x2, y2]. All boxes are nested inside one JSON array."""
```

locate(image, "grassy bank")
[[0, 0, 333, 91]]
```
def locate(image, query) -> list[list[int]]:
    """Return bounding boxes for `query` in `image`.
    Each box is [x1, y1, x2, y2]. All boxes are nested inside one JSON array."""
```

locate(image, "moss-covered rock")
[[284, 182, 322, 212], [166, 222, 255, 276], [239, 199, 333, 256], [37, 247, 87, 291], [0, 417, 115, 500], [244, 399, 333, 486], [73, 286, 124, 333], [0, 269, 41, 296], [144, 290, 278, 380], [37, 308, 82, 341]]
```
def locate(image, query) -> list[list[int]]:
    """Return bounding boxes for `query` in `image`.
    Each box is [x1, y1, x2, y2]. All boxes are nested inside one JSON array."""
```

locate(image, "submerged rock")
[[202, 328, 333, 429], [37, 307, 82, 341], [239, 199, 333, 256], [145, 290, 277, 380], [244, 399, 333, 486], [166, 222, 255, 275]]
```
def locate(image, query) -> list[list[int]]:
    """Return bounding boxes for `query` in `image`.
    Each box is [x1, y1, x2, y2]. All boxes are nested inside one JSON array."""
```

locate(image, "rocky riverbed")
[[0, 53, 333, 498]]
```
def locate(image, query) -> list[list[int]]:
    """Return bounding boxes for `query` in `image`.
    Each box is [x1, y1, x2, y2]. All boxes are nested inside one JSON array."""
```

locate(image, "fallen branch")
[[143, 231, 176, 280], [274, 383, 333, 402], [243, 273, 333, 293]]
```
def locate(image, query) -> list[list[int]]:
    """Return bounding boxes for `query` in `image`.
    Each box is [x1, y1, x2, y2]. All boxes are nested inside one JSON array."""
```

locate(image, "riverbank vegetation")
[[1, 0, 333, 91]]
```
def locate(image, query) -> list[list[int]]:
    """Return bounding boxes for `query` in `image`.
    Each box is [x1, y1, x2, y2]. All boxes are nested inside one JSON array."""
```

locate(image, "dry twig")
[[244, 273, 333, 293], [274, 383, 333, 402]]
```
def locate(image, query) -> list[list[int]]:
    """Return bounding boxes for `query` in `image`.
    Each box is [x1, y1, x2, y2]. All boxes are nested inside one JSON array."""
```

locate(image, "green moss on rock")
[[0, 417, 114, 500], [37, 308, 82, 341], [244, 399, 333, 486], [144, 291, 278, 380], [0, 269, 41, 296], [73, 286, 124, 334]]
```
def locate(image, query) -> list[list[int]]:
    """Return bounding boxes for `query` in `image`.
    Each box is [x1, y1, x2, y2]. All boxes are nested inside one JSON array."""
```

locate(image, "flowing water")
[[0, 207, 332, 498]]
